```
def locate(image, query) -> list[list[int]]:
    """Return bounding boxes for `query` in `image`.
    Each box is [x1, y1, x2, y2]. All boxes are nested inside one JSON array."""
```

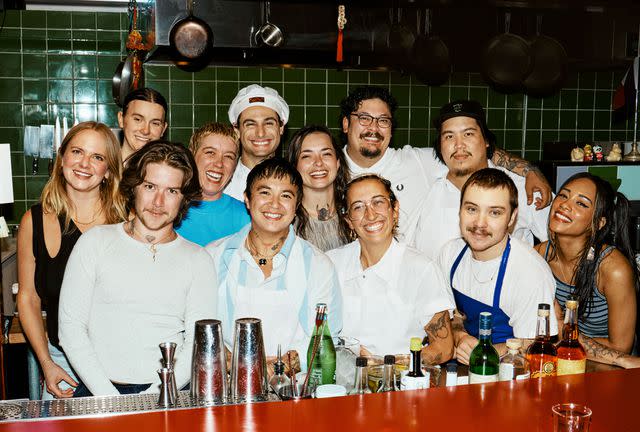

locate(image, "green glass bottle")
[[468, 312, 499, 384], [306, 303, 336, 387]]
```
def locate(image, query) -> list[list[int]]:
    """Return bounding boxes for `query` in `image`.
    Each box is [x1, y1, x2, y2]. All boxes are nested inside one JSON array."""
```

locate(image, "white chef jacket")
[[344, 145, 447, 247], [436, 237, 558, 338], [414, 161, 549, 260], [206, 225, 343, 367], [326, 239, 455, 356], [223, 161, 251, 202]]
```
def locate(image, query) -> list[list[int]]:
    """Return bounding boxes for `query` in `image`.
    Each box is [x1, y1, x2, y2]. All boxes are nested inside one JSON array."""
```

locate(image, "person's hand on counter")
[[41, 358, 78, 398], [454, 334, 478, 366]]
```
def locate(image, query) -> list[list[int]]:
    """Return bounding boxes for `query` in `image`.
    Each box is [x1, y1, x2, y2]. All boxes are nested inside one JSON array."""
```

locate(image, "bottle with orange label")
[[557, 299, 586, 375], [526, 303, 557, 378]]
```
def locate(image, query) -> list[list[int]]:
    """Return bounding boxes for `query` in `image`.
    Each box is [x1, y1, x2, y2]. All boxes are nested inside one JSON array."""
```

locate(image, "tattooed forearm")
[[425, 311, 450, 340], [580, 334, 626, 366], [422, 311, 454, 365], [492, 148, 541, 177]]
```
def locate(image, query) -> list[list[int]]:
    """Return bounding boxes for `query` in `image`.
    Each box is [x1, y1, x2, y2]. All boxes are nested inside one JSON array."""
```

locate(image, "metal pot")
[[523, 15, 568, 97], [254, 1, 284, 48], [412, 9, 450, 86], [387, 6, 414, 72], [482, 12, 532, 94], [169, 0, 213, 61]]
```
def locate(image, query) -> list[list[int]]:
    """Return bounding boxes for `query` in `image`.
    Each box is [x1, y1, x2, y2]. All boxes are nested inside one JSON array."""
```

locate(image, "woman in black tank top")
[[16, 122, 127, 399], [534, 172, 640, 365]]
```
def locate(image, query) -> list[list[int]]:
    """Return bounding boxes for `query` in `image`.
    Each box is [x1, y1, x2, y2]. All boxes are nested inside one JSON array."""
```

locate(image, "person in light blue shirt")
[[205, 158, 342, 370], [176, 122, 250, 246]]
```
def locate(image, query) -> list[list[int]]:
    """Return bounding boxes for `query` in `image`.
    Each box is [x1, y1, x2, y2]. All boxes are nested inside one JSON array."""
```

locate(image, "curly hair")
[[120, 140, 201, 225], [339, 86, 398, 145], [41, 121, 127, 231], [287, 125, 351, 244]]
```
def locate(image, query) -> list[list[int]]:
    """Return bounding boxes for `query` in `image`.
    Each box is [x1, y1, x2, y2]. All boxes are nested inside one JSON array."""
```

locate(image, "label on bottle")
[[498, 364, 514, 381], [557, 358, 586, 376], [468, 371, 498, 384], [400, 373, 430, 390], [515, 372, 530, 380]]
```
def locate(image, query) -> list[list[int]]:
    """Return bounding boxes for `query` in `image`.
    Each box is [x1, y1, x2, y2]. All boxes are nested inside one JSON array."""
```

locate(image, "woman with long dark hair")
[[287, 125, 351, 251], [536, 172, 639, 355], [17, 122, 127, 399]]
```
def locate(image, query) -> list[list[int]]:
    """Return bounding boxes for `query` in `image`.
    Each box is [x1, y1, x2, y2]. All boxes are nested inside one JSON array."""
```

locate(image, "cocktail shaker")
[[230, 318, 268, 403], [190, 319, 228, 404]]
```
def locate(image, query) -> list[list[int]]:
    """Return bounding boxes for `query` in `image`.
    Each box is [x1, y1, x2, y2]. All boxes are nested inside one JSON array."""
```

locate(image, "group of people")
[[16, 82, 640, 399]]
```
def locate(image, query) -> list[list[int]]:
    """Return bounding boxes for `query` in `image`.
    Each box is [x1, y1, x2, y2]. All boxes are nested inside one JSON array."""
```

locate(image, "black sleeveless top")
[[31, 204, 82, 350]]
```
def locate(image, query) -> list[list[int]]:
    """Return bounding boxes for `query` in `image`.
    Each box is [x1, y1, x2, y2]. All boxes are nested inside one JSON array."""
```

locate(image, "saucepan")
[[254, 1, 284, 48]]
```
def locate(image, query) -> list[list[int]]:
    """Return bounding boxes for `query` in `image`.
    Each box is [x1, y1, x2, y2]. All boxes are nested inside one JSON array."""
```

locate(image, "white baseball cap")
[[227, 84, 290, 125]]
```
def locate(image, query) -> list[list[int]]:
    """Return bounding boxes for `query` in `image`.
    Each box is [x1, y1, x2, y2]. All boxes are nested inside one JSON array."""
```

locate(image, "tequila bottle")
[[527, 303, 557, 378], [468, 312, 499, 384], [557, 299, 587, 376]]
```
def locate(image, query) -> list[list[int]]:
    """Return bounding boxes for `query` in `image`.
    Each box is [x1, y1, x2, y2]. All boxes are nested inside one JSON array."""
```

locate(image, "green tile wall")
[[0, 10, 635, 225]]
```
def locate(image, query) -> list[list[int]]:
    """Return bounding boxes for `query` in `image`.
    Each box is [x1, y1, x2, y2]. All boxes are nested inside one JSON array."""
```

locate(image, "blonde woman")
[[17, 122, 127, 399]]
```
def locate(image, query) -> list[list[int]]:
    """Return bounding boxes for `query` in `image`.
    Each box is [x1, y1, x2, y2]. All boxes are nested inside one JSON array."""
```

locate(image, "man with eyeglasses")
[[339, 86, 552, 250], [224, 84, 289, 201]]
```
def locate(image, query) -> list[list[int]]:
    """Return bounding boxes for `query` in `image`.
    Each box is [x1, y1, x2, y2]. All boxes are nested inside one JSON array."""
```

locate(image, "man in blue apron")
[[436, 168, 557, 365]]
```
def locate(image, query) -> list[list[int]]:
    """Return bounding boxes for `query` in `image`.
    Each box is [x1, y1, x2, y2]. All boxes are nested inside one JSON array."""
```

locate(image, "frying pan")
[[523, 15, 568, 97], [412, 9, 450, 86], [387, 5, 414, 72], [482, 12, 532, 93], [170, 0, 213, 61], [254, 1, 284, 48], [112, 53, 138, 107]]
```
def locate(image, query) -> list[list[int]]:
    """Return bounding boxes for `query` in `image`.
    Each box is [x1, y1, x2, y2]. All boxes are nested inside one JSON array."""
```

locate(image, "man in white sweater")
[[59, 140, 218, 396]]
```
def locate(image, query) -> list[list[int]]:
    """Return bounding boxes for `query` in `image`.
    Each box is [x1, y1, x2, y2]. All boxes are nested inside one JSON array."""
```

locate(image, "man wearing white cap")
[[224, 84, 290, 201]]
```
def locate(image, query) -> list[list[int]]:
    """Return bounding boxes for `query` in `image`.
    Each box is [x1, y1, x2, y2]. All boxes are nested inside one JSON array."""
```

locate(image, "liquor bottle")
[[377, 355, 397, 392], [269, 344, 290, 394], [400, 337, 430, 390], [306, 303, 336, 387], [468, 312, 500, 384], [350, 356, 372, 395], [527, 303, 557, 378], [499, 338, 530, 381], [557, 299, 587, 376]]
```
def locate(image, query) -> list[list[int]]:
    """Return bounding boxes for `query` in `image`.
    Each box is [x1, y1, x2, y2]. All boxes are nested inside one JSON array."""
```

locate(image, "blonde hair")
[[41, 121, 128, 231], [188, 122, 239, 155]]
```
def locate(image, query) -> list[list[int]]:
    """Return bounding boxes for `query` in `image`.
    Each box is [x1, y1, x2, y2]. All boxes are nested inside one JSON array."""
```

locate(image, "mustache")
[[450, 150, 472, 159], [360, 131, 384, 141], [466, 226, 492, 237]]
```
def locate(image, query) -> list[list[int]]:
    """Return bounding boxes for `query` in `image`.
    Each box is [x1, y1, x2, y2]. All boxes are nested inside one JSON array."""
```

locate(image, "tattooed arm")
[[421, 311, 454, 365], [491, 148, 552, 209], [580, 334, 640, 369]]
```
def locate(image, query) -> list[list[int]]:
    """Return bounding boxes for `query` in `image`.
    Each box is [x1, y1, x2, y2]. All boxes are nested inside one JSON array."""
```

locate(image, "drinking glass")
[[552, 403, 592, 432]]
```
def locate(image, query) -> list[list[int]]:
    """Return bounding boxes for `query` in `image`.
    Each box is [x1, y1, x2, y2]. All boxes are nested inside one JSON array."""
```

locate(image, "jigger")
[[191, 319, 228, 404], [230, 318, 268, 403], [158, 368, 176, 408], [159, 342, 178, 402]]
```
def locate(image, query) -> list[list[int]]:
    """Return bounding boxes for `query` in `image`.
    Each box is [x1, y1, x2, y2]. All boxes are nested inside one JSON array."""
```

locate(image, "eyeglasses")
[[350, 113, 393, 129], [346, 196, 392, 220]]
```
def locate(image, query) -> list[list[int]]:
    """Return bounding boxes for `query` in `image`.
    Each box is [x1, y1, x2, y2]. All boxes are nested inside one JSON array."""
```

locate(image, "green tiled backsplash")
[[0, 10, 636, 224]]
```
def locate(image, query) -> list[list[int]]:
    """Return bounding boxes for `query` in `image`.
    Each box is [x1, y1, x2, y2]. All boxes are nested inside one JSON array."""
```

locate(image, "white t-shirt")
[[223, 161, 251, 201], [344, 145, 446, 246], [327, 239, 455, 356], [414, 161, 549, 260], [436, 237, 558, 338], [59, 223, 218, 396], [206, 225, 343, 367]]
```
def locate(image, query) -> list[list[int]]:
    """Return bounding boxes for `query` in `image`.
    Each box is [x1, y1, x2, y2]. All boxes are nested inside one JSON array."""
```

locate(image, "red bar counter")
[[0, 368, 635, 431]]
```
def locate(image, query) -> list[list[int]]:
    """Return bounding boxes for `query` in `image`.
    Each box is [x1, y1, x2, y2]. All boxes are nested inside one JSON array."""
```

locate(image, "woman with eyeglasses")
[[326, 174, 455, 361], [287, 125, 351, 251]]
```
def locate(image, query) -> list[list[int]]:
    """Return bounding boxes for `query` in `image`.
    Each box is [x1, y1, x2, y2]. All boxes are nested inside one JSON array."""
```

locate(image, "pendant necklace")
[[471, 259, 499, 284], [129, 220, 175, 262], [247, 230, 282, 266]]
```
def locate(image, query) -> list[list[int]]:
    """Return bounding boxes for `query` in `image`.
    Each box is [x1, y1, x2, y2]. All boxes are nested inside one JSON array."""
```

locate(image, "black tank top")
[[31, 204, 82, 350]]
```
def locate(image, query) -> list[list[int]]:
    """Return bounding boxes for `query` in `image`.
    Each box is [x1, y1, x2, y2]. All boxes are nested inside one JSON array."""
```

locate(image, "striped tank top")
[[545, 243, 613, 338]]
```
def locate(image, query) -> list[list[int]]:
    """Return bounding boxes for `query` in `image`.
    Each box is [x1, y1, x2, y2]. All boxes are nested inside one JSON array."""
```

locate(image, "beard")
[[358, 132, 384, 159]]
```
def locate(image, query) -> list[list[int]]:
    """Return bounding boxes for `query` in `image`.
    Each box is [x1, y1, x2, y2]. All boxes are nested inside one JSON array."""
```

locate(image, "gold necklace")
[[246, 230, 282, 266], [73, 206, 102, 226], [128, 220, 176, 262]]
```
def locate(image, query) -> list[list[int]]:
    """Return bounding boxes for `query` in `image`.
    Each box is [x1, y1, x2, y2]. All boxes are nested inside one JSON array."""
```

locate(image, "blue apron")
[[450, 238, 514, 344]]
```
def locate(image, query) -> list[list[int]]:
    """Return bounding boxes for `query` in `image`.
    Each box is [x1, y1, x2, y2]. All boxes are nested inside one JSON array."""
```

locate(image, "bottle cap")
[[566, 299, 579, 310], [538, 303, 550, 310], [356, 356, 368, 367], [505, 338, 522, 350], [384, 355, 396, 365], [410, 337, 422, 351]]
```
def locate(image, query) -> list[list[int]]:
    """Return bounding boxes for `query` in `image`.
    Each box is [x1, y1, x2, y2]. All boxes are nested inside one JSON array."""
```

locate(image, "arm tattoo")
[[422, 312, 453, 365], [492, 148, 542, 177], [425, 311, 450, 340], [580, 334, 625, 365]]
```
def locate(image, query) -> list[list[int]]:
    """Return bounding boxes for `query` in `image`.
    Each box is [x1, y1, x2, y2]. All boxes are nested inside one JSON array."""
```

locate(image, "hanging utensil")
[[24, 126, 40, 175], [254, 1, 284, 48], [112, 53, 136, 107], [412, 9, 451, 86], [482, 12, 532, 93], [170, 0, 213, 60], [523, 14, 568, 97], [336, 5, 346, 63], [387, 3, 414, 72]]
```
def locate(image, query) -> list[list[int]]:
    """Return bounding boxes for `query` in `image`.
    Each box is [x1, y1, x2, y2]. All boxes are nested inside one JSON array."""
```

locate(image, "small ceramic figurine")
[[583, 144, 594, 162], [571, 146, 584, 162], [594, 145, 604, 162], [606, 142, 623, 162]]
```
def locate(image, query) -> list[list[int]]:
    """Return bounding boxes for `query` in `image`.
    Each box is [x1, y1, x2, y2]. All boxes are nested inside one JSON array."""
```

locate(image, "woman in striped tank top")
[[535, 172, 639, 357]]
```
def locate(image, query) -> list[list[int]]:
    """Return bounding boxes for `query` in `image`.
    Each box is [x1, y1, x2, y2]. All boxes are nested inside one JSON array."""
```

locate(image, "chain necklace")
[[246, 230, 283, 266], [73, 206, 103, 226], [128, 219, 176, 262], [470, 258, 500, 284]]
